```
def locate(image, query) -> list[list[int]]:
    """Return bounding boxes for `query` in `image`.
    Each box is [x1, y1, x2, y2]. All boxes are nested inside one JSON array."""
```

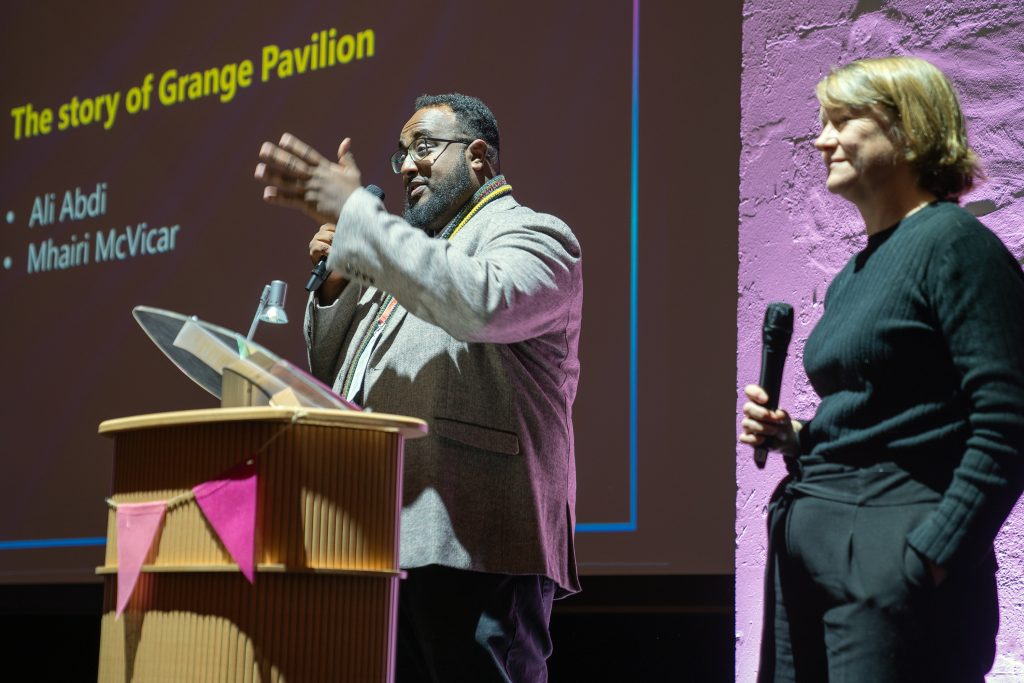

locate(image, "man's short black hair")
[[414, 93, 500, 156]]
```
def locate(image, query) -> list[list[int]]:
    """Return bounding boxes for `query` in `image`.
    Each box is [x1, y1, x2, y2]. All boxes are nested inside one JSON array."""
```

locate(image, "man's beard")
[[403, 159, 472, 231]]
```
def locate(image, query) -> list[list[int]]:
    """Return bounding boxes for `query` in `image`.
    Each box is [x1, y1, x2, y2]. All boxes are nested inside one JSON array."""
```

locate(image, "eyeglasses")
[[390, 136, 474, 174]]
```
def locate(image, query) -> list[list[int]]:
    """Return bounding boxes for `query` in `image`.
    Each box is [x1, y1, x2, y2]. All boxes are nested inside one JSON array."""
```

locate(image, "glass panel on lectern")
[[132, 306, 357, 410]]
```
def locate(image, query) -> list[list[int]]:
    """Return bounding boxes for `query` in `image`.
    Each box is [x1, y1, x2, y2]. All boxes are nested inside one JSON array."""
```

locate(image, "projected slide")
[[0, 0, 736, 582]]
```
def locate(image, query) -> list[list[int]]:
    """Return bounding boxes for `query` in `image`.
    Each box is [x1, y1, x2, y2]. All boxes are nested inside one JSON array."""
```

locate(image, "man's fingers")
[[309, 224, 338, 262], [262, 187, 310, 212], [336, 137, 353, 163], [313, 226, 336, 245], [256, 164, 307, 193], [259, 142, 315, 179], [280, 133, 329, 166], [309, 240, 332, 262], [262, 182, 307, 202]]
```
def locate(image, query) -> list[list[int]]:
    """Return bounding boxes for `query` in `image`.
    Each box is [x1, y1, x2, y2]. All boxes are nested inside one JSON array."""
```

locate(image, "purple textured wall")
[[737, 1, 1024, 679]]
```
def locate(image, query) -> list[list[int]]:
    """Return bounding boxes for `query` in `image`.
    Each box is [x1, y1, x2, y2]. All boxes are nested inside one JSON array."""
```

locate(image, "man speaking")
[[255, 93, 582, 682]]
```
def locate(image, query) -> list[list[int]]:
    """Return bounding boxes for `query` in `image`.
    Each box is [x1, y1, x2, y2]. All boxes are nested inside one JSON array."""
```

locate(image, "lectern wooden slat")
[[96, 407, 426, 683]]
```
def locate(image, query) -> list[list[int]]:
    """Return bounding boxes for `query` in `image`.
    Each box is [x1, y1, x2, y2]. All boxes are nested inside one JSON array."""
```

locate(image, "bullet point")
[[3, 256, 11, 270], [5, 211, 13, 224]]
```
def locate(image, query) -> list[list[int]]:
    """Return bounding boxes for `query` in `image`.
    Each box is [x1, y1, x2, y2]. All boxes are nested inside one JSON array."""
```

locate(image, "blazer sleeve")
[[326, 186, 582, 344], [303, 282, 362, 384]]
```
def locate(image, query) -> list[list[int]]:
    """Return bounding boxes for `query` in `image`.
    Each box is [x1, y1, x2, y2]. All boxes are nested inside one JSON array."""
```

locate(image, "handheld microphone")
[[754, 302, 794, 468], [306, 183, 386, 293]]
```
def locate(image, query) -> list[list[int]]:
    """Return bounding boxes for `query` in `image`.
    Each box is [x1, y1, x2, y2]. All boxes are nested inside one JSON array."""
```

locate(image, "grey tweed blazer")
[[305, 186, 582, 595]]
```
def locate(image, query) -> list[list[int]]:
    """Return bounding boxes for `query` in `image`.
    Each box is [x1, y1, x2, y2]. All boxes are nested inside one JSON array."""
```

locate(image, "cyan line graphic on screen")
[[0, 537, 107, 550], [575, 0, 639, 534]]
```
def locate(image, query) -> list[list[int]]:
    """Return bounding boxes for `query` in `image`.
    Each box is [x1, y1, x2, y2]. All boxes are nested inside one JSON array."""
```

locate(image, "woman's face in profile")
[[814, 107, 904, 203]]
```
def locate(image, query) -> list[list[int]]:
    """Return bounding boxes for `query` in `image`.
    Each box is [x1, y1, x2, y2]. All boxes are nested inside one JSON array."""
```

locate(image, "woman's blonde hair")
[[816, 56, 981, 199]]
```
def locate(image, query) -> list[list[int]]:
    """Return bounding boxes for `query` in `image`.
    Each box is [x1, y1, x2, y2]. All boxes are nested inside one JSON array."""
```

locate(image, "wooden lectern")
[[96, 309, 426, 681]]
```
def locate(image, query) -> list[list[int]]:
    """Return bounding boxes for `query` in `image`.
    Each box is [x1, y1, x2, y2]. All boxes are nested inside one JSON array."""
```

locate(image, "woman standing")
[[741, 56, 1024, 682]]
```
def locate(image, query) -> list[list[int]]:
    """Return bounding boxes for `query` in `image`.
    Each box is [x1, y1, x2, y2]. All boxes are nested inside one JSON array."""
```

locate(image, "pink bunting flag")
[[116, 501, 167, 617], [193, 459, 258, 583]]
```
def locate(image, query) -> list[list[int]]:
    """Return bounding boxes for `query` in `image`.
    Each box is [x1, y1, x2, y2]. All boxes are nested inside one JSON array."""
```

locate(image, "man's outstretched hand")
[[255, 134, 362, 225]]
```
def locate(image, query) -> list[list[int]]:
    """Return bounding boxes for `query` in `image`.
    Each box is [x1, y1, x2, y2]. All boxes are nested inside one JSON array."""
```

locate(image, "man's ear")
[[467, 139, 490, 171]]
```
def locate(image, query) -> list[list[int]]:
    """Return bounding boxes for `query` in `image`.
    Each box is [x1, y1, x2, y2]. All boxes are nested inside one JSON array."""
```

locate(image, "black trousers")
[[396, 565, 556, 683], [759, 492, 999, 683]]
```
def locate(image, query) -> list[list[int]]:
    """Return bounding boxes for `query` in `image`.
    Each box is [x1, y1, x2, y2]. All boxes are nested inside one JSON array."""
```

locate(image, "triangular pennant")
[[193, 459, 258, 583], [115, 501, 167, 617]]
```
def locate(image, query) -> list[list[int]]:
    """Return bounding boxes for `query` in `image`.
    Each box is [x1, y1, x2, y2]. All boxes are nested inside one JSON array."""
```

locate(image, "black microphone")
[[306, 183, 386, 293], [754, 302, 794, 468]]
